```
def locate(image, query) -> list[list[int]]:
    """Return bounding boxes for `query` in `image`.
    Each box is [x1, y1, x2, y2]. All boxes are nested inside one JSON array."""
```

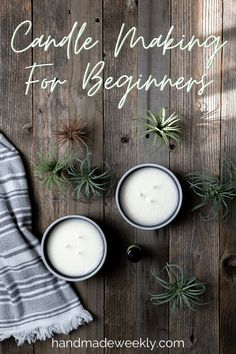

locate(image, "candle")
[[41, 216, 107, 281], [116, 164, 182, 230]]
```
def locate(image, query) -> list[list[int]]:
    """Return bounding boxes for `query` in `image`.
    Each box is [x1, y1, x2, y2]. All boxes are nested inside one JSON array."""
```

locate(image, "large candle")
[[116, 164, 182, 230], [42, 216, 106, 281]]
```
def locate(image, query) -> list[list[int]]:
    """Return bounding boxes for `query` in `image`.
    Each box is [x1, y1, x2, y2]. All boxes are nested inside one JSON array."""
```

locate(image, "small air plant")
[[139, 108, 181, 148], [67, 153, 112, 200], [186, 169, 236, 221], [150, 264, 206, 313], [55, 119, 88, 149], [34, 149, 71, 192]]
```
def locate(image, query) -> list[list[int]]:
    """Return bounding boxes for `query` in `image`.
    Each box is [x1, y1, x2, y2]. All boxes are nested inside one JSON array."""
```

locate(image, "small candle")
[[116, 164, 182, 229], [44, 217, 106, 279]]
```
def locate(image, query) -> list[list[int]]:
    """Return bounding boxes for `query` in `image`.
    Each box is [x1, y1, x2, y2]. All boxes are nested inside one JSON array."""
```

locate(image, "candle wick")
[[139, 192, 146, 198]]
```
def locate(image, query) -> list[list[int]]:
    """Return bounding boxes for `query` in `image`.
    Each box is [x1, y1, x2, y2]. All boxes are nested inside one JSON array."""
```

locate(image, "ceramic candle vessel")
[[116, 163, 182, 230], [41, 215, 107, 282]]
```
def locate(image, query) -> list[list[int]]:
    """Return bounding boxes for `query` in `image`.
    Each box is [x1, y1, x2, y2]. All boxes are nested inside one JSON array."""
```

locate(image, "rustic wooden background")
[[0, 0, 235, 353]]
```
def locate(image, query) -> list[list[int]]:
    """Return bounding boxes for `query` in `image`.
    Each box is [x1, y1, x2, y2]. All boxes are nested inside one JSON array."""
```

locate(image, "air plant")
[[67, 153, 112, 200], [34, 149, 71, 192], [186, 169, 236, 221], [139, 108, 181, 148], [55, 119, 88, 149], [150, 264, 206, 313]]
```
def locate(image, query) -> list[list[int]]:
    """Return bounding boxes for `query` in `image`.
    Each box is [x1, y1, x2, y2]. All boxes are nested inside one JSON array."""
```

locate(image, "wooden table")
[[0, 0, 235, 353]]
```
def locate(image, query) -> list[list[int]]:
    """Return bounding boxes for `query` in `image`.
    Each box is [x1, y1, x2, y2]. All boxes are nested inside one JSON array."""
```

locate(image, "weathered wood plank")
[[103, 0, 138, 352], [136, 1, 170, 352], [68, 1, 104, 354], [169, 0, 221, 353], [220, 1, 236, 353], [0, 0, 33, 353], [31, 0, 71, 353], [0, 0, 231, 353], [0, 339, 33, 354]]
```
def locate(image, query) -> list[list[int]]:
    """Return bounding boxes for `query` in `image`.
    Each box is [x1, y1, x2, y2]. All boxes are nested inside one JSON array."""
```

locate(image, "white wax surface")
[[119, 167, 179, 226], [46, 219, 104, 277]]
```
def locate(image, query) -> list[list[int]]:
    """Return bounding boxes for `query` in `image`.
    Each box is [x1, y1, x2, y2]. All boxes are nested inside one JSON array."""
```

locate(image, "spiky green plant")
[[34, 149, 71, 192], [186, 171, 236, 221], [67, 154, 112, 200], [139, 108, 181, 148], [150, 264, 206, 313]]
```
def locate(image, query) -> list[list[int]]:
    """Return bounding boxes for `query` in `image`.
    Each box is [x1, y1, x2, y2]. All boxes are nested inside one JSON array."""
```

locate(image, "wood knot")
[[22, 123, 33, 137], [121, 135, 130, 144], [127, 0, 137, 11], [169, 143, 176, 150], [190, 334, 196, 344], [223, 255, 236, 276]]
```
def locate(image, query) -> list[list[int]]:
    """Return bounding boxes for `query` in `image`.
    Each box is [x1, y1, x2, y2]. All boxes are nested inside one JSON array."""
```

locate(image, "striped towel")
[[0, 134, 92, 345]]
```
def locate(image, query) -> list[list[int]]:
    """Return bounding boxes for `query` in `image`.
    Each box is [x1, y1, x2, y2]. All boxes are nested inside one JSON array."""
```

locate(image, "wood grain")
[[220, 1, 236, 353], [69, 1, 104, 354], [103, 0, 138, 352], [32, 0, 71, 353], [136, 1, 170, 352], [0, 0, 236, 353], [169, 0, 221, 353]]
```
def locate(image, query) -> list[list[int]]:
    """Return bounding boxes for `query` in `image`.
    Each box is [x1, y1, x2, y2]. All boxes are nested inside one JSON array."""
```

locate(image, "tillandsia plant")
[[186, 168, 236, 221], [139, 108, 181, 148], [150, 264, 206, 313], [34, 149, 72, 192], [55, 119, 88, 149], [67, 153, 112, 200]]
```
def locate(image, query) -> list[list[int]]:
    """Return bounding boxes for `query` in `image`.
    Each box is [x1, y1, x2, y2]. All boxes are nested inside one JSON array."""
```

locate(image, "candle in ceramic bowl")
[[116, 164, 182, 230], [41, 215, 107, 281]]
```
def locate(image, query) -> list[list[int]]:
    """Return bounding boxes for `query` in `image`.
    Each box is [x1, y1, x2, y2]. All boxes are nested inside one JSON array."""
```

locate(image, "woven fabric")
[[0, 134, 92, 345]]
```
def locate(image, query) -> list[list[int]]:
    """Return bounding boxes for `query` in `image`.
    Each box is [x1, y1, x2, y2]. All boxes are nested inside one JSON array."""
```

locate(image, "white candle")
[[118, 165, 182, 228], [46, 218, 105, 277]]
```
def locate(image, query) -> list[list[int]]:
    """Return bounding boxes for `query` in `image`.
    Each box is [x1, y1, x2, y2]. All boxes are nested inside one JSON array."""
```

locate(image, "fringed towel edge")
[[0, 306, 93, 346]]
